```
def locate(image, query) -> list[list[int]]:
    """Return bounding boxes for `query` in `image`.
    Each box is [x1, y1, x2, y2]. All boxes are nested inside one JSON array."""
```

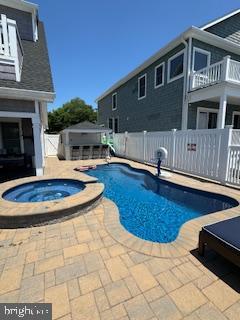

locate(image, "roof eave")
[[0, 87, 56, 102], [0, 0, 38, 14], [95, 26, 194, 103], [200, 8, 240, 30], [63, 129, 111, 133], [95, 26, 240, 103]]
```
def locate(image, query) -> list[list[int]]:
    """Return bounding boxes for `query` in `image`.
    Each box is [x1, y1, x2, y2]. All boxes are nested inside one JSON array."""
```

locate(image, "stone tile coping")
[[0, 174, 104, 228], [87, 159, 240, 258]]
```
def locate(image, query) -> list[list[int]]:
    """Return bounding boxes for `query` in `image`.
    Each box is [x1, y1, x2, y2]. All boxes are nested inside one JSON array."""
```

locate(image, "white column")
[[8, 19, 20, 81], [222, 55, 231, 82], [217, 93, 227, 129], [32, 117, 43, 176], [40, 124, 45, 167], [1, 15, 9, 56], [181, 101, 189, 130]]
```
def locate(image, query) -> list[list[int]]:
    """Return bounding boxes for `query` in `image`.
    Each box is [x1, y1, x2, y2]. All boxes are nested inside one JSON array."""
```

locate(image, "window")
[[197, 108, 218, 129], [114, 118, 119, 133], [108, 117, 119, 132], [112, 93, 117, 110], [168, 50, 185, 83], [155, 63, 165, 88], [108, 118, 113, 130], [1, 122, 21, 154], [193, 47, 211, 71], [232, 112, 240, 129], [138, 74, 146, 99]]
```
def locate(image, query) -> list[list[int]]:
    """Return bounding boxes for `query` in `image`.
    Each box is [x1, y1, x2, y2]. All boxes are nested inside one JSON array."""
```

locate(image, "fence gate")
[[44, 134, 60, 156]]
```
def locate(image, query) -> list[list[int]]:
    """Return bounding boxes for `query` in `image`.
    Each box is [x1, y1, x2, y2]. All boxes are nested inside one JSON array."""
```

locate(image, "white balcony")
[[190, 56, 240, 91], [0, 14, 23, 82]]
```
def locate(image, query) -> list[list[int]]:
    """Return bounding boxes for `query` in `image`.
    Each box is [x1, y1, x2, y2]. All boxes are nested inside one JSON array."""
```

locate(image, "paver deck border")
[[99, 159, 240, 258]]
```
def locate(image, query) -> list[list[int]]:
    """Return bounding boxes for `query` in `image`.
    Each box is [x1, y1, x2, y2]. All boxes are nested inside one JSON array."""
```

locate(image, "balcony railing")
[[0, 14, 23, 82], [190, 56, 240, 91]]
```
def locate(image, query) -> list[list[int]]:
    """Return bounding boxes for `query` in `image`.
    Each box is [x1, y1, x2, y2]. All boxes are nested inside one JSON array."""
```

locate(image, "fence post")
[[143, 131, 147, 162], [124, 131, 128, 157], [170, 129, 177, 170], [218, 126, 232, 184]]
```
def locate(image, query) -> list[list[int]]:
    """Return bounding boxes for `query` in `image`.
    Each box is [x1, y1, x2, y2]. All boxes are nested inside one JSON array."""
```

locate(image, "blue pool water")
[[88, 164, 238, 243], [3, 179, 85, 203]]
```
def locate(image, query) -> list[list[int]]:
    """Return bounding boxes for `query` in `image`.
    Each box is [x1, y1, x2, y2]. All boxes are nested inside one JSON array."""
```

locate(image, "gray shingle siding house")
[[96, 9, 240, 133], [0, 0, 55, 176]]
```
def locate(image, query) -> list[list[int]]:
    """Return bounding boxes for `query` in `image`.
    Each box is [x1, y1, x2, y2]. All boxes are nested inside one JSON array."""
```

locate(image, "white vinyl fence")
[[44, 134, 60, 156], [113, 127, 240, 186]]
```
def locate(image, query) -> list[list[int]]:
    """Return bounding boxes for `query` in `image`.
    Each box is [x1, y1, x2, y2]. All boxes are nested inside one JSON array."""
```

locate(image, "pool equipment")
[[155, 147, 168, 177]]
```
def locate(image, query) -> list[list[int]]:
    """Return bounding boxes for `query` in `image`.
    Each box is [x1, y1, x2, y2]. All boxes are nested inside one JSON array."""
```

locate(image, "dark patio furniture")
[[198, 216, 240, 268], [71, 146, 80, 160], [82, 146, 91, 160], [92, 145, 101, 159]]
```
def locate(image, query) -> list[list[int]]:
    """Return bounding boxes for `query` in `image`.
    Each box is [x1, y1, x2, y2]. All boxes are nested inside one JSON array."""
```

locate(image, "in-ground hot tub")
[[0, 176, 104, 228], [3, 179, 86, 203]]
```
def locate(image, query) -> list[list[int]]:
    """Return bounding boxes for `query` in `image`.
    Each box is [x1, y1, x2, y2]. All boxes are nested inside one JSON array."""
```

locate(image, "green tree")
[[47, 98, 97, 133]]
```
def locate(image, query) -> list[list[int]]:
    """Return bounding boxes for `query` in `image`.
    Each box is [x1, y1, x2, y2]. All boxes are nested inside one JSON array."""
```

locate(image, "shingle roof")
[[0, 22, 54, 93], [63, 121, 111, 132]]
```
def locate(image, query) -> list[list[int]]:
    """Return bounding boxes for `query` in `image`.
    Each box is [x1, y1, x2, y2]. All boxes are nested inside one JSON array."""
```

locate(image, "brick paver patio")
[[0, 157, 239, 319]]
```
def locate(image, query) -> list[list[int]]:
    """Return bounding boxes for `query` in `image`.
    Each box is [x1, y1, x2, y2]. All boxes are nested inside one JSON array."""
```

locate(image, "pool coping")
[[0, 174, 104, 228], [91, 159, 240, 258]]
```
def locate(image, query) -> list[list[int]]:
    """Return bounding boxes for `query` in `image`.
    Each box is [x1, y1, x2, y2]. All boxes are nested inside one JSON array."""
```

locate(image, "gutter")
[[181, 36, 192, 130]]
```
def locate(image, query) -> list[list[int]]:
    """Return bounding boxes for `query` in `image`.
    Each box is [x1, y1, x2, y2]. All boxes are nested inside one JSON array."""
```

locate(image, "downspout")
[[181, 37, 192, 130]]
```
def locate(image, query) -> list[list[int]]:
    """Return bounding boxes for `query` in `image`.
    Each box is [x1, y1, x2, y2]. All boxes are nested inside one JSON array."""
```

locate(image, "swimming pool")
[[3, 179, 85, 203], [88, 163, 238, 243]]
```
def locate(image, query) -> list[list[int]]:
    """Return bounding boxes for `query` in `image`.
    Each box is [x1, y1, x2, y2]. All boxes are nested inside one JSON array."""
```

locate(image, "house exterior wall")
[[0, 5, 33, 41], [188, 101, 240, 129], [0, 99, 35, 113], [98, 44, 185, 133], [205, 13, 240, 45]]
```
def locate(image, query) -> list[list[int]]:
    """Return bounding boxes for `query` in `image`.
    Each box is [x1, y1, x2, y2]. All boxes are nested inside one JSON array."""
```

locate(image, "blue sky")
[[36, 0, 240, 111]]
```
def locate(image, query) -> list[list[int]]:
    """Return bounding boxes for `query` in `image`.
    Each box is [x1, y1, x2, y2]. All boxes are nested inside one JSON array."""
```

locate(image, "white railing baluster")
[[191, 60, 224, 90], [0, 15, 23, 82], [1, 14, 9, 56]]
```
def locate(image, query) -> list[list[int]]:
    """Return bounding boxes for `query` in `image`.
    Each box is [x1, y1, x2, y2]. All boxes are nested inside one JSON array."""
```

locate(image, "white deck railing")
[[0, 14, 23, 81], [113, 127, 240, 187], [190, 56, 240, 91]]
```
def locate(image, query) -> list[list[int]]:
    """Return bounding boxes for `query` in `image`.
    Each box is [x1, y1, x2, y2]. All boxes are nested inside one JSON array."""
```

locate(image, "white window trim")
[[232, 111, 240, 128], [112, 92, 117, 111], [154, 62, 165, 89], [138, 74, 147, 100], [192, 47, 211, 71], [196, 107, 218, 129], [167, 49, 185, 83]]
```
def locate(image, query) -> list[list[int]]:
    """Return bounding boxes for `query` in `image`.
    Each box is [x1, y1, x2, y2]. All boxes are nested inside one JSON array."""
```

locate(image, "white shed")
[[58, 121, 111, 160]]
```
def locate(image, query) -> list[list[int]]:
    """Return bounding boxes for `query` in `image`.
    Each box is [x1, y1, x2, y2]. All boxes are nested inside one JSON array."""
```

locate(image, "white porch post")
[[217, 93, 227, 129], [40, 124, 45, 167], [32, 117, 43, 176]]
